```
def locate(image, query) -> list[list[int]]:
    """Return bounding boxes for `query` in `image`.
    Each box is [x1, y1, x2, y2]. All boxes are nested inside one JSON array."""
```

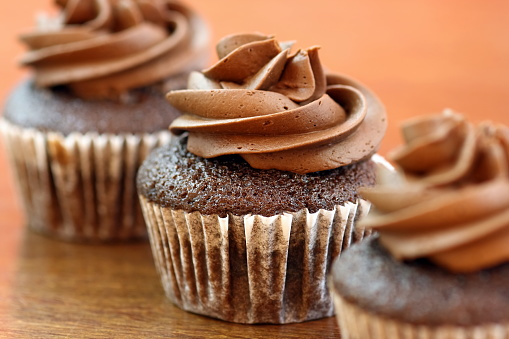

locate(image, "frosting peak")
[[21, 0, 209, 100], [361, 111, 509, 272], [167, 33, 387, 174]]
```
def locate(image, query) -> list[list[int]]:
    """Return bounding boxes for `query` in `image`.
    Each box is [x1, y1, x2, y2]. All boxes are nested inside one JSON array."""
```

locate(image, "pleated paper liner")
[[140, 195, 372, 324], [0, 118, 171, 242], [332, 290, 509, 339]]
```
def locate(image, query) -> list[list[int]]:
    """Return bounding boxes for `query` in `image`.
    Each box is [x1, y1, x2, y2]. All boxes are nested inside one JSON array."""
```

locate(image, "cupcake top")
[[331, 236, 509, 326], [361, 110, 509, 273], [137, 135, 377, 217], [20, 0, 209, 100], [167, 33, 387, 174]]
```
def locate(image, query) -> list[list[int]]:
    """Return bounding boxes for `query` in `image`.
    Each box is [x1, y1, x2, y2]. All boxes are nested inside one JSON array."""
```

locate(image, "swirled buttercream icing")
[[167, 33, 387, 174], [20, 0, 209, 99], [361, 110, 509, 272]]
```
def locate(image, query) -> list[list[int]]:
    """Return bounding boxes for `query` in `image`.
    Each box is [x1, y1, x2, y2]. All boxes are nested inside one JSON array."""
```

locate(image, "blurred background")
[[0, 1, 508, 335], [2, 1, 509, 148], [1, 0, 509, 243]]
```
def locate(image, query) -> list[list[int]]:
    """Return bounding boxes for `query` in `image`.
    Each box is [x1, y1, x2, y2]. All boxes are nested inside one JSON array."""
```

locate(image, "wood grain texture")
[[1, 0, 509, 338], [1, 231, 339, 338]]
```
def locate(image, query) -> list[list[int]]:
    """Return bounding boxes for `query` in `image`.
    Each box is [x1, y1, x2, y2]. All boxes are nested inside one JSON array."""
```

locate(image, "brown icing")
[[20, 0, 209, 99], [361, 110, 509, 272], [167, 33, 387, 174]]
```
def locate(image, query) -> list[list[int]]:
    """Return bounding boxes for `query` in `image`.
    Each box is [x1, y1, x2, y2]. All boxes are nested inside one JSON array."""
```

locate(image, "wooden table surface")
[[1, 1, 508, 338]]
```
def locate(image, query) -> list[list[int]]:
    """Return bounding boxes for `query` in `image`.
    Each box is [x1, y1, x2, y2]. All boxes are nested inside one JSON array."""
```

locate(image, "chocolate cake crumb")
[[3, 79, 183, 134], [332, 237, 509, 326], [137, 136, 376, 217]]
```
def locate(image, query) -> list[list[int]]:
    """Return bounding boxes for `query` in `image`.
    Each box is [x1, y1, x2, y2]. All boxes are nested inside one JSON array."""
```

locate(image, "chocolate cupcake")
[[331, 111, 509, 338], [1, 0, 209, 241], [137, 33, 388, 323]]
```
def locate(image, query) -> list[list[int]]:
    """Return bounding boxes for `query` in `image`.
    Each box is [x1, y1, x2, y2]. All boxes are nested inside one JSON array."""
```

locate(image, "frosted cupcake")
[[137, 32, 388, 323], [1, 0, 209, 241], [331, 110, 509, 338]]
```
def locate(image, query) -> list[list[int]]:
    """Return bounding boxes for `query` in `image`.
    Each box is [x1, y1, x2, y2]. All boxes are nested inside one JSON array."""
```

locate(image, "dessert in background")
[[331, 110, 509, 338], [1, 0, 209, 241], [137, 32, 388, 323]]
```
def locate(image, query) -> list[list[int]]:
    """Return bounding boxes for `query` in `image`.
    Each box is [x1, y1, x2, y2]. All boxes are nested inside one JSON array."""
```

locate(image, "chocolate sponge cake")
[[332, 237, 509, 326], [138, 136, 377, 217], [3, 79, 184, 135]]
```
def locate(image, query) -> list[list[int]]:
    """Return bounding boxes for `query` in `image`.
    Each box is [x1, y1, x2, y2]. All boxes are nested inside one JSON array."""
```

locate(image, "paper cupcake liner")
[[332, 291, 509, 339], [139, 195, 372, 324], [0, 118, 171, 241]]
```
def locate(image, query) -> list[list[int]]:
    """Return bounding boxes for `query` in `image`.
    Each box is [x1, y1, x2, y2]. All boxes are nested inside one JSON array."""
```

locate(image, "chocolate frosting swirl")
[[20, 0, 209, 99], [167, 33, 387, 174], [361, 110, 509, 272]]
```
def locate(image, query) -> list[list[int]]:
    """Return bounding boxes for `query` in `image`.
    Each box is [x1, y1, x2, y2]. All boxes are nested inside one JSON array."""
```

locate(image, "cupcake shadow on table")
[[331, 110, 509, 338], [137, 32, 388, 324], [0, 0, 209, 242]]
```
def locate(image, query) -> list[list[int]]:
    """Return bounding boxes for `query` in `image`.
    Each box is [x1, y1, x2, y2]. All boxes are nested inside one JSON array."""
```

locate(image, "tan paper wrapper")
[[332, 290, 509, 339], [139, 195, 372, 324], [0, 118, 171, 241]]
